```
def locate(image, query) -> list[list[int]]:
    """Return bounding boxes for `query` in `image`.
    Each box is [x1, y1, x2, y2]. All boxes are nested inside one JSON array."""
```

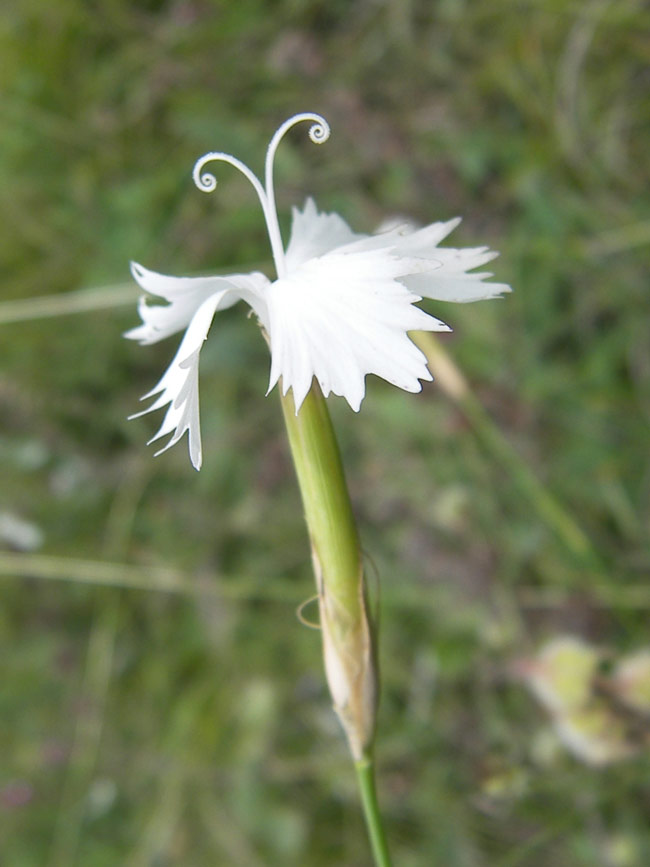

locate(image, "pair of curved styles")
[[126, 113, 511, 469]]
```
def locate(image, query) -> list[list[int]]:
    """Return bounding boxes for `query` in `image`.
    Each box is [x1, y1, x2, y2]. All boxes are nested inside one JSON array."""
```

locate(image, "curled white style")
[[127, 113, 512, 469], [192, 113, 330, 277]]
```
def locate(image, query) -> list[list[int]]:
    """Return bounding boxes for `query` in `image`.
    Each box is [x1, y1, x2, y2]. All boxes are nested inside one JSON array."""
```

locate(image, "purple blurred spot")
[[1, 780, 34, 809]]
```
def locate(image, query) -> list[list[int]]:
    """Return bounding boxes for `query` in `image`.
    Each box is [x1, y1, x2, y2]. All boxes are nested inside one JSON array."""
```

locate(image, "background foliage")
[[1, 0, 649, 864]]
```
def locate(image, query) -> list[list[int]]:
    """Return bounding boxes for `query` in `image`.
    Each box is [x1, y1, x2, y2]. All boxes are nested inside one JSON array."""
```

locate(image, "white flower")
[[126, 113, 511, 469]]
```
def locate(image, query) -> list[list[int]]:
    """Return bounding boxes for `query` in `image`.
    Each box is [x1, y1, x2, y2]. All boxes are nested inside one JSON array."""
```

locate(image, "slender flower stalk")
[[280, 384, 377, 760], [355, 756, 392, 867], [280, 382, 390, 864]]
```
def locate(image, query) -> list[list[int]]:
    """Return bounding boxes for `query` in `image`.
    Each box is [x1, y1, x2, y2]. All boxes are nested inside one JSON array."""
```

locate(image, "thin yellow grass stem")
[[413, 331, 604, 575]]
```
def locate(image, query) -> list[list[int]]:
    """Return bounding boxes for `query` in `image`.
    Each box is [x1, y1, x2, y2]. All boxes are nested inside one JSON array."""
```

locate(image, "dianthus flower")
[[127, 113, 510, 468]]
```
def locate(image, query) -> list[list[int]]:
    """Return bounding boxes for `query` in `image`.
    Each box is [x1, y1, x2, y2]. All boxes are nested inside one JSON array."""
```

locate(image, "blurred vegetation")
[[1, 0, 649, 864]]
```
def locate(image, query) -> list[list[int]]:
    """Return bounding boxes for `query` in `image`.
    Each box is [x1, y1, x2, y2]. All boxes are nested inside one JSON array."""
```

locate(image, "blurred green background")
[[1, 0, 649, 864]]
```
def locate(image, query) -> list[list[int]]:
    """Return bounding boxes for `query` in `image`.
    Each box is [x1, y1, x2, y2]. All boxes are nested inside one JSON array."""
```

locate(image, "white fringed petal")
[[126, 263, 270, 344], [338, 216, 512, 303], [340, 217, 462, 256], [405, 269, 512, 303], [129, 293, 225, 470], [382, 218, 463, 254], [285, 198, 364, 270], [129, 269, 271, 468], [265, 248, 450, 412], [396, 228, 511, 303]]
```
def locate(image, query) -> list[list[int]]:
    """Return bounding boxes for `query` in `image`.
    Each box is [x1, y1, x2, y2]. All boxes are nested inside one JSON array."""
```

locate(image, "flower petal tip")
[[130, 261, 145, 281]]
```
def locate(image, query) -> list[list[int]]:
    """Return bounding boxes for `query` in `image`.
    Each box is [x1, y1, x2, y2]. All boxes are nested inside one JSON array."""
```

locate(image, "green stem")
[[355, 755, 393, 867], [279, 382, 361, 617], [280, 382, 390, 862]]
